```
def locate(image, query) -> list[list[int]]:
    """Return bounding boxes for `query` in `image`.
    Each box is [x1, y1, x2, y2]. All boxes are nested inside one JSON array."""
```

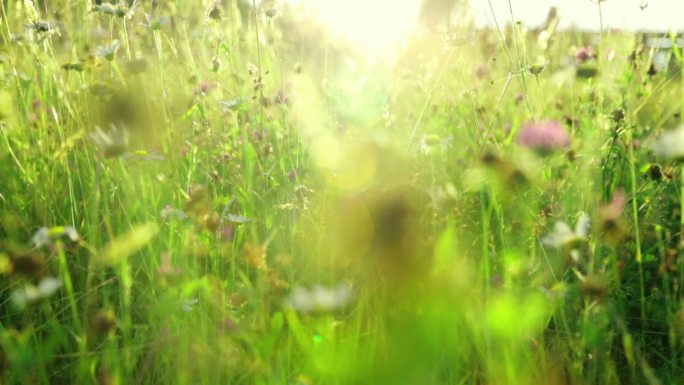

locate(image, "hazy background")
[[473, 0, 683, 31], [280, 0, 683, 55]]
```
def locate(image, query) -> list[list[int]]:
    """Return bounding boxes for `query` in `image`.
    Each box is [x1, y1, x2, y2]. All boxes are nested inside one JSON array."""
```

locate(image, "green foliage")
[[0, 0, 683, 384]]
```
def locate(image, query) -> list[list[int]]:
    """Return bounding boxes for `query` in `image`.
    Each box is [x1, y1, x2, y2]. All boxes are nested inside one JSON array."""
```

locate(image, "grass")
[[1, 0, 684, 384]]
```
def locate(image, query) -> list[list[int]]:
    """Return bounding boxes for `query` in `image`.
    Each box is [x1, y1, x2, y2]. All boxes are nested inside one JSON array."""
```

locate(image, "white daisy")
[[652, 125, 684, 160], [543, 214, 590, 262], [287, 284, 353, 314]]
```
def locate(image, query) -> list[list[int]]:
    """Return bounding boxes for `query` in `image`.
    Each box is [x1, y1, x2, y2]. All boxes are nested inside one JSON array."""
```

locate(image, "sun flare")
[[286, 0, 423, 55]]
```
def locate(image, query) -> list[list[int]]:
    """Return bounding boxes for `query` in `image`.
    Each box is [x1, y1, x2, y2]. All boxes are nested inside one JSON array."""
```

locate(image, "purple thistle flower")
[[575, 47, 595, 64], [514, 92, 524, 104], [195, 81, 212, 96], [475, 64, 488, 79], [517, 120, 571, 153], [273, 89, 290, 105], [221, 225, 234, 242]]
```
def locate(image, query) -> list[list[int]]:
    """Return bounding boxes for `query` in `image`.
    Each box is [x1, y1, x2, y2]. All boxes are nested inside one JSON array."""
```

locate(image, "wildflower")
[[274, 89, 291, 105], [195, 81, 212, 96], [263, 3, 284, 17], [220, 225, 234, 242], [288, 169, 297, 181], [200, 211, 221, 232], [219, 97, 243, 111], [659, 248, 677, 274], [91, 309, 116, 337], [514, 92, 524, 104], [31, 228, 50, 248], [92, 1, 138, 18], [160, 205, 187, 221], [599, 190, 626, 221], [575, 46, 595, 64], [244, 243, 267, 270], [286, 284, 353, 314], [142, 14, 167, 31], [652, 125, 684, 160], [580, 275, 608, 299], [517, 120, 571, 153], [598, 190, 628, 244], [219, 317, 239, 334], [543, 214, 589, 249], [7, 252, 45, 277], [182, 298, 199, 313], [157, 252, 183, 281], [211, 56, 221, 72], [11, 276, 62, 309], [207, 2, 222, 21], [25, 20, 55, 34], [94, 40, 121, 61], [32, 226, 80, 248], [610, 108, 625, 124], [89, 124, 129, 158], [647, 164, 663, 181], [268, 271, 290, 294], [225, 213, 252, 224], [528, 61, 547, 75], [475, 64, 488, 79], [229, 292, 247, 307], [543, 213, 590, 262]]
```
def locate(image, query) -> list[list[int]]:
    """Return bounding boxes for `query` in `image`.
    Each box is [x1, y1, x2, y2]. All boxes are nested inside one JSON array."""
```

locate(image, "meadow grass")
[[1, 0, 684, 384]]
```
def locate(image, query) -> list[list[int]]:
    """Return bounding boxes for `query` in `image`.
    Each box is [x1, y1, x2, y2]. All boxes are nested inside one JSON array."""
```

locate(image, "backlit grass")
[[1, 1, 684, 384]]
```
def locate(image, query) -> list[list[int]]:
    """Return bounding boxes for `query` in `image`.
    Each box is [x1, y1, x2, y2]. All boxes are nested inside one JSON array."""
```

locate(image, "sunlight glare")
[[287, 0, 422, 55]]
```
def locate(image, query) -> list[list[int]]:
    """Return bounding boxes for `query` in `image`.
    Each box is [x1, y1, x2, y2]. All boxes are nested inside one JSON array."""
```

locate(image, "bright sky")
[[472, 0, 684, 31], [281, 0, 684, 55]]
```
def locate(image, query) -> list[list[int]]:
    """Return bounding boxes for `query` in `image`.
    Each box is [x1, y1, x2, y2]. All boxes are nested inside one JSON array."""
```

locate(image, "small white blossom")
[[543, 214, 590, 262], [182, 298, 199, 313], [31, 227, 51, 247], [652, 125, 684, 160], [94, 40, 121, 61], [287, 284, 353, 314], [11, 277, 62, 309], [31, 226, 80, 247], [160, 206, 187, 221], [89, 124, 130, 158]]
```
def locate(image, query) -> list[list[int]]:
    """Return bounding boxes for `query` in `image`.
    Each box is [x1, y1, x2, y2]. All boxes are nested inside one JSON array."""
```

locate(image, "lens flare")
[[286, 0, 422, 55]]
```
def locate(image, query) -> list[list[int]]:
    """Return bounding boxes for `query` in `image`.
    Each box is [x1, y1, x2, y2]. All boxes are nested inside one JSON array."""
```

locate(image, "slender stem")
[[679, 164, 684, 300], [251, 0, 264, 134], [480, 191, 491, 296], [597, 1, 605, 66], [627, 132, 646, 327], [535, 75, 545, 117]]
